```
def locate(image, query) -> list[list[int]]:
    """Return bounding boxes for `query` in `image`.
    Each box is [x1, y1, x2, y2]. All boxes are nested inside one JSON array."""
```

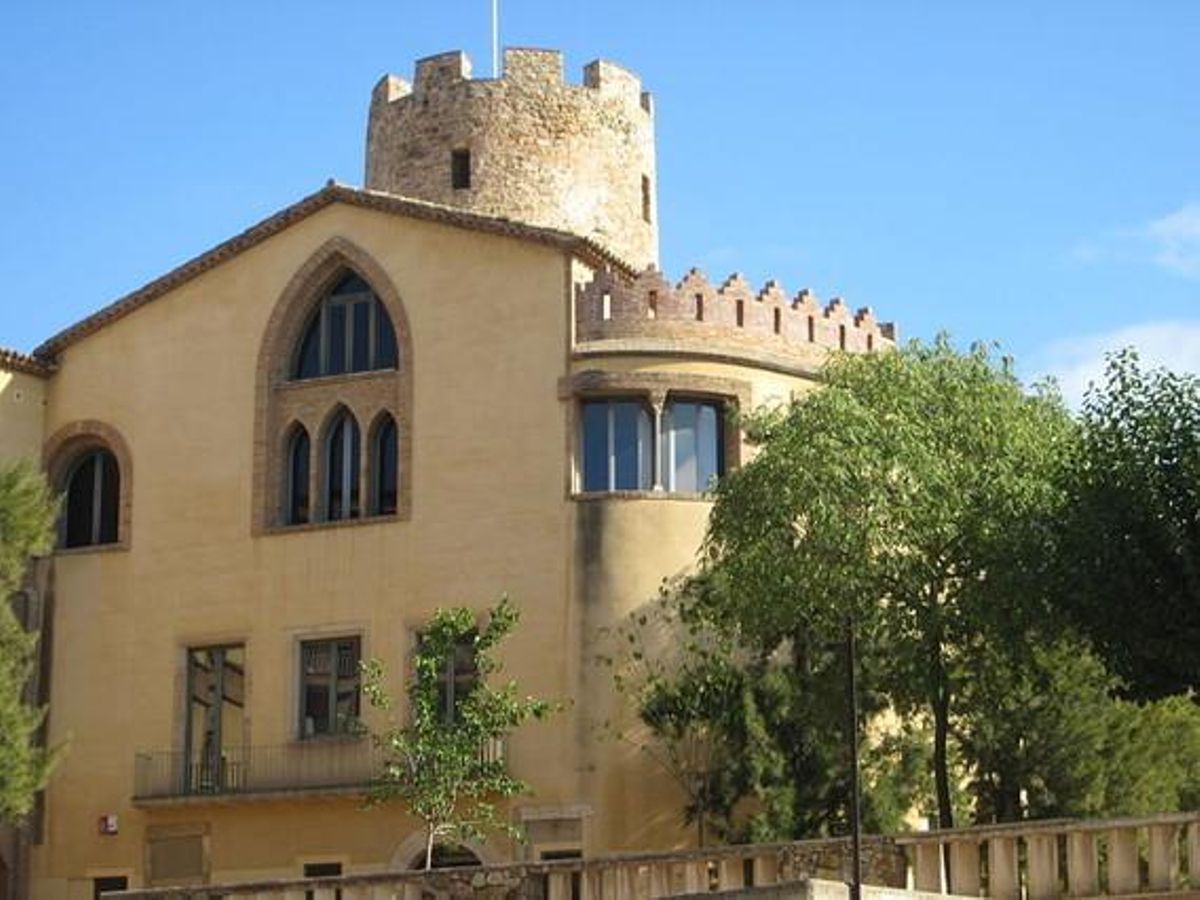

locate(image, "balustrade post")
[[282, 889, 308, 900], [580, 867, 604, 900], [1066, 831, 1098, 897], [1148, 824, 1179, 891], [648, 862, 671, 899], [369, 882, 399, 900], [753, 853, 779, 886], [600, 865, 620, 900], [947, 840, 980, 896], [1026, 834, 1059, 900], [987, 837, 1020, 900], [717, 857, 745, 891], [912, 842, 943, 894], [1107, 828, 1140, 895], [1190, 823, 1200, 889], [547, 872, 572, 900]]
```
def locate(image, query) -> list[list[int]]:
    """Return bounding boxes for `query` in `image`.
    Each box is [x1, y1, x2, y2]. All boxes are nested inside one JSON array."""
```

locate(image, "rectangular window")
[[304, 862, 343, 900], [662, 400, 724, 493], [94, 877, 129, 900], [185, 645, 245, 795], [418, 632, 478, 724], [580, 399, 652, 492], [641, 174, 652, 223], [300, 638, 361, 738], [451, 149, 471, 189]]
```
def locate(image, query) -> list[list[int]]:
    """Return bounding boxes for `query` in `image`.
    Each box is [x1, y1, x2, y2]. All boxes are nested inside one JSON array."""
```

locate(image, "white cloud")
[[1070, 203, 1200, 280], [1145, 204, 1200, 278], [1034, 319, 1200, 408]]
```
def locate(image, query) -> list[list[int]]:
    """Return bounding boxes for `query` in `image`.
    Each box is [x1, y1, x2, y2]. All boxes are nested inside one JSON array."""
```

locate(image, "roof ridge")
[[33, 183, 637, 361], [0, 346, 53, 377]]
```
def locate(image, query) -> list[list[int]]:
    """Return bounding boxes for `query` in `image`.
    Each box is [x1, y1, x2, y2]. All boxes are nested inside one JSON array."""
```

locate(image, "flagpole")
[[491, 0, 499, 77]]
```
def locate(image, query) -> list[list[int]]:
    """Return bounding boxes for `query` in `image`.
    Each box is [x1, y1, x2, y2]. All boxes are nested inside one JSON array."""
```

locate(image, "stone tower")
[[365, 48, 658, 269]]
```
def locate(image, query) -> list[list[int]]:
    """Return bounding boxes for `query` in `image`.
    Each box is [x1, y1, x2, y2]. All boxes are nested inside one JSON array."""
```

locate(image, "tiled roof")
[[0, 346, 52, 377], [33, 182, 637, 361]]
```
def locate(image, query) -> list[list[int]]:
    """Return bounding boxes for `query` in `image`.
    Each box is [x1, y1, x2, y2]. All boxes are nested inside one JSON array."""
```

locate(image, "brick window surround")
[[252, 237, 413, 534], [43, 419, 134, 552]]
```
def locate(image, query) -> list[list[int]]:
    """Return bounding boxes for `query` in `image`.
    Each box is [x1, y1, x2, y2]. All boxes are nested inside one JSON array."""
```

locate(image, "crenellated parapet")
[[576, 267, 895, 373], [366, 48, 657, 269]]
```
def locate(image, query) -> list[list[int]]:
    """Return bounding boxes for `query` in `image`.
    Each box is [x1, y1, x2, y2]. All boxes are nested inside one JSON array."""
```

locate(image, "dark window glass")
[[375, 300, 398, 369], [292, 274, 399, 381], [351, 301, 370, 372], [324, 413, 361, 521], [435, 634, 478, 724], [296, 314, 321, 379], [287, 428, 310, 525], [373, 416, 398, 516], [580, 400, 651, 492], [451, 149, 471, 189], [300, 638, 360, 738], [327, 303, 347, 376], [63, 449, 120, 548], [64, 454, 97, 547], [94, 877, 128, 900]]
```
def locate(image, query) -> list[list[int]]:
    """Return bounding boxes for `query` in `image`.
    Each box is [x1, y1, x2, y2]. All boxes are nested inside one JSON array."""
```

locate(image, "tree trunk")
[[933, 681, 954, 829], [424, 824, 435, 870]]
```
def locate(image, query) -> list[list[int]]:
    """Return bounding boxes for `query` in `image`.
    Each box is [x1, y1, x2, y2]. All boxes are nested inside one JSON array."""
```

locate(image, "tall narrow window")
[[430, 633, 478, 724], [451, 149, 471, 189], [580, 400, 653, 492], [324, 411, 361, 521], [371, 414, 399, 516], [641, 174, 652, 223], [285, 426, 311, 525], [300, 637, 361, 738], [63, 448, 120, 548], [185, 645, 245, 795], [293, 274, 399, 380], [661, 400, 724, 493]]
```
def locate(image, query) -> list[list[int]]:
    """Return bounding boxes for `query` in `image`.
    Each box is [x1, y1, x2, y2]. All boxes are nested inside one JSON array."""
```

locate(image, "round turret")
[[365, 48, 658, 269]]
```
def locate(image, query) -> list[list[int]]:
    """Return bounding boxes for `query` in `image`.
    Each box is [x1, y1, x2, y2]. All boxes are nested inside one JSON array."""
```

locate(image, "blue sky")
[[2, 2, 1197, 401]]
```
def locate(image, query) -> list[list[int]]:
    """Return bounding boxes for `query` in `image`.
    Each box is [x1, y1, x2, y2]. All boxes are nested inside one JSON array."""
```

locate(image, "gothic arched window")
[[63, 449, 120, 548], [294, 273, 399, 380], [284, 425, 311, 525], [371, 413, 399, 517], [323, 410, 361, 521]]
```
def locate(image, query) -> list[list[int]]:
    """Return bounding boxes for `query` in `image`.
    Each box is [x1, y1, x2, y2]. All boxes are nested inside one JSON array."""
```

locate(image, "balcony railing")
[[133, 737, 505, 802]]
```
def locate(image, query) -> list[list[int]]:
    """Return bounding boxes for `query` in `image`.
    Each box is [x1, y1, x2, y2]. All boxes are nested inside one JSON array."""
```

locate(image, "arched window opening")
[[284, 426, 311, 525], [371, 414, 399, 517], [661, 399, 724, 493], [294, 273, 399, 380], [580, 399, 653, 492], [408, 844, 482, 870], [63, 449, 120, 548], [324, 411, 361, 521]]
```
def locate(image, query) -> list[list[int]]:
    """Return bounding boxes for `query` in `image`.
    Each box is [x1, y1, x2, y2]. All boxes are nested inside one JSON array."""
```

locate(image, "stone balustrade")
[[896, 811, 1200, 898]]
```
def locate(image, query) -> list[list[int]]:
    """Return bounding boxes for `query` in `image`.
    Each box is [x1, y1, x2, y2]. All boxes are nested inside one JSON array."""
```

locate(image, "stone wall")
[[366, 48, 658, 269], [575, 267, 896, 375]]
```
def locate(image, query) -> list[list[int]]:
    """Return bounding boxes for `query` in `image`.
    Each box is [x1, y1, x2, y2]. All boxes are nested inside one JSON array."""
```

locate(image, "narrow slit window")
[[773, 308, 782, 334], [451, 149, 471, 189], [839, 324, 847, 350], [648, 290, 658, 319], [695, 295, 704, 321], [641, 175, 652, 223], [807, 316, 815, 343], [285, 426, 311, 525], [736, 300, 745, 327]]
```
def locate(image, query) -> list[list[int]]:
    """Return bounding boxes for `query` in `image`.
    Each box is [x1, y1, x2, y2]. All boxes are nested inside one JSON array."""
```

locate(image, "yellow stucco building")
[[0, 49, 893, 900]]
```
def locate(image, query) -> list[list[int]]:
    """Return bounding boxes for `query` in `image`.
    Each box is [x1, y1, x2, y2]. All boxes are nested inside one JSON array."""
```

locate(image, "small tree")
[[0, 460, 58, 824], [361, 596, 554, 869]]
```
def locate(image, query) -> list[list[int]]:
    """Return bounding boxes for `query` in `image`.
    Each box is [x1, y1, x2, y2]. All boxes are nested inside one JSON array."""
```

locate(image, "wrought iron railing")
[[133, 737, 506, 801]]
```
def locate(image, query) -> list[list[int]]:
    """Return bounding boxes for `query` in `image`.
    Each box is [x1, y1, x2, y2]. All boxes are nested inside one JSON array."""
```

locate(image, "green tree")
[[361, 597, 555, 869], [0, 460, 58, 824], [1055, 349, 1200, 699], [696, 337, 1073, 828]]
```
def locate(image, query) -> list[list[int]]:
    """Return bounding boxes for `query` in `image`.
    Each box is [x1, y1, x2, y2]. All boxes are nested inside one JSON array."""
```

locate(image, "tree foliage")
[[1055, 349, 1200, 699], [361, 597, 555, 869], [692, 337, 1075, 828], [0, 460, 58, 824]]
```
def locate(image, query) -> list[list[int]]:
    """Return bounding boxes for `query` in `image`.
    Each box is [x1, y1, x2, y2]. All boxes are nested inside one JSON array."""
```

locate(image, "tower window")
[[581, 400, 653, 492], [641, 175, 652, 223], [451, 149, 471, 189]]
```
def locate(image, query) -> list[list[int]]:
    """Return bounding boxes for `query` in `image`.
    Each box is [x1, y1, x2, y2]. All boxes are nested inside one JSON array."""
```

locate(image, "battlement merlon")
[[372, 49, 652, 114]]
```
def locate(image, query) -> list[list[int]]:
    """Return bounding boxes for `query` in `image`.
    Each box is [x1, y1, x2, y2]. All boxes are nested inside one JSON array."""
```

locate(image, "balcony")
[[132, 737, 505, 804], [133, 741, 381, 803]]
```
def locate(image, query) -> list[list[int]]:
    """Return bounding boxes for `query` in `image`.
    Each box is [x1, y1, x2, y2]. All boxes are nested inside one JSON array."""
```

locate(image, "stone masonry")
[[366, 48, 658, 269]]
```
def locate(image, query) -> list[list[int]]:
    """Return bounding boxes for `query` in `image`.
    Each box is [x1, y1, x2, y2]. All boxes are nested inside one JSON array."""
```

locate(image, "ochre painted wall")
[[24, 201, 822, 898], [0, 368, 46, 463]]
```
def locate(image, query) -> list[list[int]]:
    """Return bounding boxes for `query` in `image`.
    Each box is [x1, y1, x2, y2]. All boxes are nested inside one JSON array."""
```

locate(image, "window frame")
[[293, 281, 398, 382], [322, 410, 362, 522], [298, 636, 363, 740], [61, 447, 121, 549], [579, 398, 655, 493], [659, 396, 726, 493]]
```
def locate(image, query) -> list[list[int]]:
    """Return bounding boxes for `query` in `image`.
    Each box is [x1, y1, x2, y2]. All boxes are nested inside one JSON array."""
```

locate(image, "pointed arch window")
[[294, 273, 399, 380], [284, 425, 311, 525], [324, 411, 361, 521], [371, 414, 399, 517], [63, 449, 120, 548]]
